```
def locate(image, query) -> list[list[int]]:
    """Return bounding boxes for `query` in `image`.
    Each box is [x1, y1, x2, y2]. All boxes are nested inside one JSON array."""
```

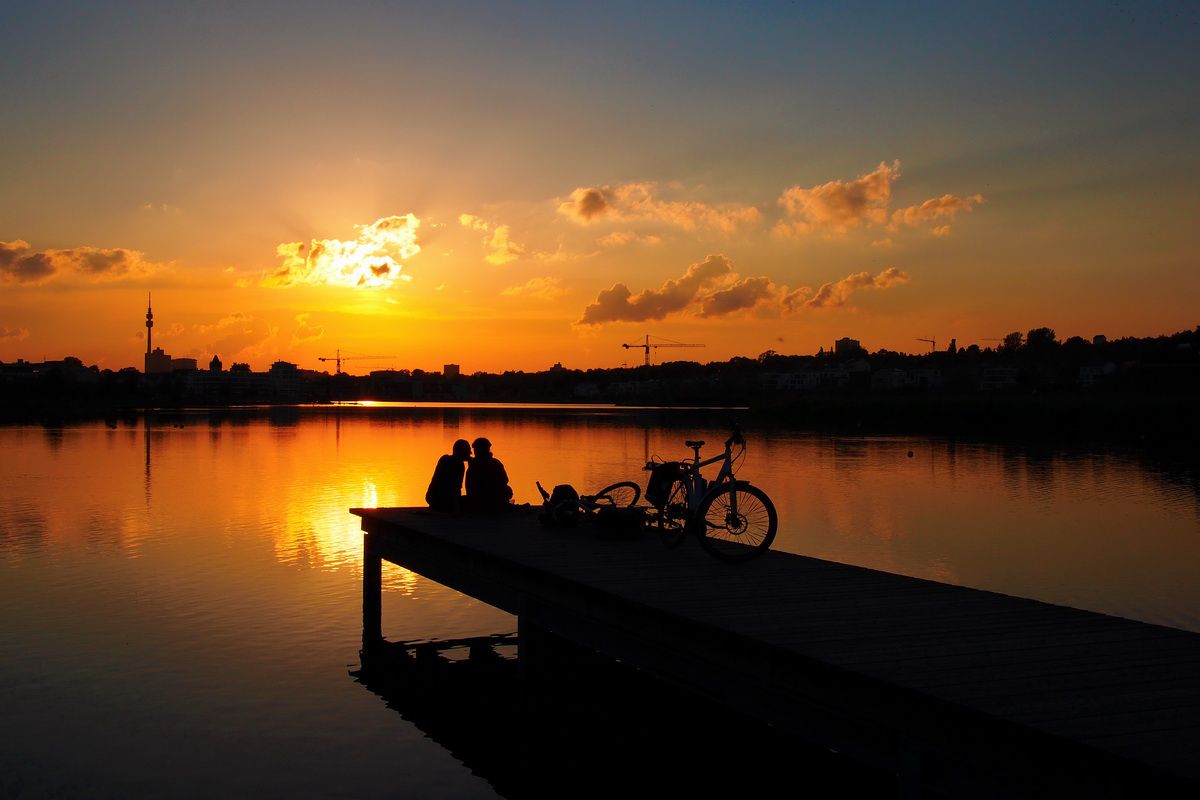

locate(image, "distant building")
[[980, 366, 1019, 390], [872, 368, 907, 390], [145, 347, 173, 374], [908, 368, 942, 388], [210, 355, 223, 372], [269, 361, 302, 400], [444, 364, 460, 379], [781, 371, 823, 391], [171, 357, 197, 372], [835, 337, 863, 356]]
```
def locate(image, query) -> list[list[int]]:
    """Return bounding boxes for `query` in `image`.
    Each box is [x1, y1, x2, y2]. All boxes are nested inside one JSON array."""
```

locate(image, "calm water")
[[2, 404, 1199, 797]]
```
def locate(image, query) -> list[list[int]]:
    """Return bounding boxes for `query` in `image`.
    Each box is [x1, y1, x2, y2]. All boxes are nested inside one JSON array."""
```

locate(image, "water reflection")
[[3, 409, 1200, 633], [353, 634, 892, 798]]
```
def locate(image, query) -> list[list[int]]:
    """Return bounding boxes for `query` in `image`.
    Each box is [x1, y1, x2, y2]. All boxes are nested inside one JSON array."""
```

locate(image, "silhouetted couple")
[[425, 437, 513, 513]]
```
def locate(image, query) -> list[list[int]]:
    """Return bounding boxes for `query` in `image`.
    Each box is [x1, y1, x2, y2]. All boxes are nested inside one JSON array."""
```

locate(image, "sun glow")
[[263, 215, 421, 289]]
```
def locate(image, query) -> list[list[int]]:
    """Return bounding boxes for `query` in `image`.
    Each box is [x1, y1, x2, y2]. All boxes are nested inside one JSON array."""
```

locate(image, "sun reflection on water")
[[2, 410, 1199, 633]]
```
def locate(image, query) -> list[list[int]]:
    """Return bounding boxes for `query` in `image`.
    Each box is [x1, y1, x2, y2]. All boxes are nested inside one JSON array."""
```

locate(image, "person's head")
[[452, 439, 471, 460], [471, 437, 492, 457]]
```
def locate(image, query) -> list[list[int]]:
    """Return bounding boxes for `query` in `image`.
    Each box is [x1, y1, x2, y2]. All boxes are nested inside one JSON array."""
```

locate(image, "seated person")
[[464, 437, 513, 513], [425, 439, 471, 512]]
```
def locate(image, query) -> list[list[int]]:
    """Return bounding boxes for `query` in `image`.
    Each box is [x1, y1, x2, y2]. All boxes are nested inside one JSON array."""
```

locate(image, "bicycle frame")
[[677, 439, 738, 516]]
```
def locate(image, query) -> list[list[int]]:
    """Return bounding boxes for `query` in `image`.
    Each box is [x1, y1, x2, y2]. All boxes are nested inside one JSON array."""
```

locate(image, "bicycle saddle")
[[685, 440, 705, 448]]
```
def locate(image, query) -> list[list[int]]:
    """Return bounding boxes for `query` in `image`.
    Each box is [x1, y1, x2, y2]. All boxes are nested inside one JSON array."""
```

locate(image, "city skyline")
[[3, 2, 1199, 374]]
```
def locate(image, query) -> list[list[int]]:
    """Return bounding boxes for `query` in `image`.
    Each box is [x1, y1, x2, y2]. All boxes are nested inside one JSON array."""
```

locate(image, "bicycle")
[[535, 479, 642, 527], [643, 425, 777, 563]]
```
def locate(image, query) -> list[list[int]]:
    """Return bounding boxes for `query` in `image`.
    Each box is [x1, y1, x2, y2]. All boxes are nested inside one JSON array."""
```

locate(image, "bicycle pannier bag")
[[644, 461, 683, 507], [538, 484, 581, 527]]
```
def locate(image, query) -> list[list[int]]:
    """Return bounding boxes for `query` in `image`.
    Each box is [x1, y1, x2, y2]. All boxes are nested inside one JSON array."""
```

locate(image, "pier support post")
[[516, 613, 548, 681], [363, 532, 383, 651]]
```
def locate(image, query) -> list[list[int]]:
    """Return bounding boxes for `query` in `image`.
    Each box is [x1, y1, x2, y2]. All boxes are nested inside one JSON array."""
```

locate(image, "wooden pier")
[[351, 506, 1200, 798]]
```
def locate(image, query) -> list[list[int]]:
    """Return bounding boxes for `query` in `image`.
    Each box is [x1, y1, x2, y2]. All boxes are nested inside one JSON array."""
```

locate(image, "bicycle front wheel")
[[592, 481, 641, 508], [695, 483, 777, 563], [657, 479, 690, 548]]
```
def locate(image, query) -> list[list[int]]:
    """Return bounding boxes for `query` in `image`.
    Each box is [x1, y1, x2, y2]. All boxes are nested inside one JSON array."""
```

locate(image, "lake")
[[2, 404, 1198, 797]]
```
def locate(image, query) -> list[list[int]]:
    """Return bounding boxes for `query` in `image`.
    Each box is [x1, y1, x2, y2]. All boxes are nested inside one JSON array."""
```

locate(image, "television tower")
[[145, 293, 153, 355]]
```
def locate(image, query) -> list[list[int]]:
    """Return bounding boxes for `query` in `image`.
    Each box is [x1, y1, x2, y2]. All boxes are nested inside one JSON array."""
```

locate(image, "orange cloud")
[[196, 313, 279, 361], [890, 194, 985, 229], [262, 215, 420, 289], [579, 256, 911, 325], [775, 162, 984, 237], [1, 239, 155, 284], [291, 313, 324, 346], [775, 161, 899, 236], [1, 325, 30, 341], [802, 267, 910, 309], [460, 214, 525, 265], [558, 183, 761, 233], [596, 230, 661, 247], [578, 254, 735, 325], [557, 188, 612, 222], [501, 276, 567, 300], [698, 276, 776, 317]]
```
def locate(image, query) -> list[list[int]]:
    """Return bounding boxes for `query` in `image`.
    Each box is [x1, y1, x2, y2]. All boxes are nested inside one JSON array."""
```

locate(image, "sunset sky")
[[3, 1, 1198, 374]]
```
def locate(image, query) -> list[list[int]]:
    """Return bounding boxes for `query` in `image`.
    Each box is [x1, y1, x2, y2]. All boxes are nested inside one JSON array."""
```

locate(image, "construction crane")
[[917, 336, 936, 352], [622, 335, 705, 366], [318, 349, 395, 375]]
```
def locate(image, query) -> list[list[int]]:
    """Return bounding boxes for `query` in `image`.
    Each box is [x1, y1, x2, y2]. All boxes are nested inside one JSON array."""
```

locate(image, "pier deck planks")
[[352, 505, 1200, 795]]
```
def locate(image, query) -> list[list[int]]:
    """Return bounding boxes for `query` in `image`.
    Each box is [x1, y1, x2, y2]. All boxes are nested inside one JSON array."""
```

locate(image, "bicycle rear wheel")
[[657, 479, 689, 548], [695, 483, 777, 563], [592, 481, 641, 508]]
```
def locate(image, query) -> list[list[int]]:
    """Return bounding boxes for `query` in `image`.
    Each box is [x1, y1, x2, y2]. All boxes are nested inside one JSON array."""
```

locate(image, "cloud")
[[558, 183, 761, 233], [802, 267, 910, 309], [578, 256, 910, 325], [557, 188, 612, 222], [891, 194, 984, 229], [1, 325, 30, 342], [291, 313, 324, 346], [196, 313, 278, 360], [698, 276, 776, 317], [262, 214, 420, 289], [596, 230, 662, 248], [0, 241, 53, 283], [578, 254, 735, 325], [775, 162, 984, 237], [1, 239, 154, 284], [484, 225, 524, 265], [501, 276, 568, 300], [460, 214, 525, 265], [775, 161, 899, 236]]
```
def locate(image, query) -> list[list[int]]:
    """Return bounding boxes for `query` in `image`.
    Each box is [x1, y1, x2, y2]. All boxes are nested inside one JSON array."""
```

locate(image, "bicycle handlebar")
[[725, 422, 744, 448]]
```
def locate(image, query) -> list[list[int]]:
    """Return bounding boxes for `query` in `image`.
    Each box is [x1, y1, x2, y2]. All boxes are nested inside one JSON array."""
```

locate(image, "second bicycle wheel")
[[592, 481, 641, 508], [695, 483, 777, 563], [657, 479, 690, 548]]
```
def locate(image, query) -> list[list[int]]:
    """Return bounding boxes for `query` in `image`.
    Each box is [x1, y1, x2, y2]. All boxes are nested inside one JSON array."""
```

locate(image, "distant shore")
[[753, 391, 1200, 446], [3, 390, 1197, 450]]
